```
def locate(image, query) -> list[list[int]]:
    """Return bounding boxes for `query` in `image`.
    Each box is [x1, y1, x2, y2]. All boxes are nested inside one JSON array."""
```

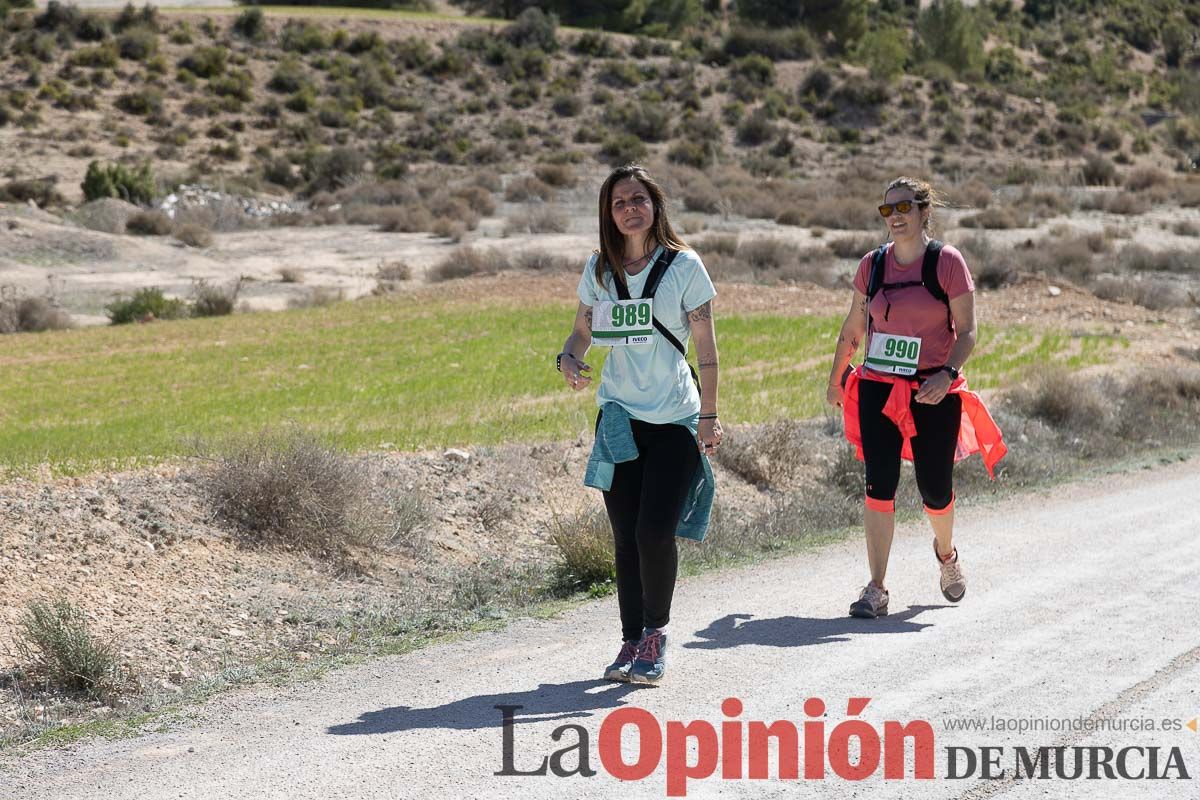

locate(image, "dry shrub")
[[692, 232, 739, 256], [430, 246, 510, 281], [174, 223, 214, 247], [17, 598, 126, 699], [504, 175, 554, 202], [373, 260, 412, 294], [514, 250, 576, 272], [548, 508, 614, 595], [504, 207, 568, 235], [736, 237, 794, 272], [1022, 233, 1105, 283], [957, 234, 1018, 289], [0, 288, 74, 333], [715, 420, 808, 489], [1125, 167, 1168, 192], [203, 427, 391, 561], [1116, 244, 1193, 273], [1007, 367, 1108, 432], [191, 278, 241, 317], [431, 217, 467, 242], [427, 195, 480, 231], [288, 287, 343, 308], [377, 205, 434, 233], [534, 163, 575, 188], [125, 210, 173, 235], [828, 233, 881, 259], [1081, 191, 1149, 216], [1171, 220, 1200, 236], [452, 184, 497, 216], [960, 206, 1027, 229], [1092, 275, 1188, 310], [173, 197, 253, 232], [279, 267, 304, 283], [952, 178, 993, 209]]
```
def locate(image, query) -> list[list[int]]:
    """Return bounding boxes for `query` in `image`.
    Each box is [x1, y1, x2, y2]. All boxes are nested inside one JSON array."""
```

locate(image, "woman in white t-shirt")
[[557, 164, 721, 685]]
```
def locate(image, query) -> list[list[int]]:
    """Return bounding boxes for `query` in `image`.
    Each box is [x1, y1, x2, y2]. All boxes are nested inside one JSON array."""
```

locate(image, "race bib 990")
[[865, 332, 921, 376], [592, 299, 653, 346]]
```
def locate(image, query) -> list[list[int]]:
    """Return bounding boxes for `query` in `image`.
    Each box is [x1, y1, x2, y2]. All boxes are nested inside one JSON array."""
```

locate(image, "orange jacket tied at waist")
[[842, 366, 1008, 478]]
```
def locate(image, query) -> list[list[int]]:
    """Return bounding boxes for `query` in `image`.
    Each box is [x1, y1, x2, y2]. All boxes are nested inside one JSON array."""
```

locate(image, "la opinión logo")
[[496, 697, 936, 796]]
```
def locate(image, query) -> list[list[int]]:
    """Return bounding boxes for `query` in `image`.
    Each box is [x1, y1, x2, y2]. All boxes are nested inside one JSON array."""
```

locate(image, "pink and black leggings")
[[858, 377, 961, 515]]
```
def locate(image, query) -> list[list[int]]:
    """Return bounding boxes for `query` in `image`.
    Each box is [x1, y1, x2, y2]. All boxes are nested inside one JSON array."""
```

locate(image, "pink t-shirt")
[[852, 243, 974, 372]]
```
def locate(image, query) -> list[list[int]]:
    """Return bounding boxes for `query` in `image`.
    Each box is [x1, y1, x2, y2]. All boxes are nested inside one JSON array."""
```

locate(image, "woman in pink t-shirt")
[[825, 176, 984, 620]]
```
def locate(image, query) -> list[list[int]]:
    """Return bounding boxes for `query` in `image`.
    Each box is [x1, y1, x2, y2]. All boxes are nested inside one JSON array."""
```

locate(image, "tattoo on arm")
[[583, 308, 592, 328], [698, 359, 718, 369], [688, 301, 712, 323]]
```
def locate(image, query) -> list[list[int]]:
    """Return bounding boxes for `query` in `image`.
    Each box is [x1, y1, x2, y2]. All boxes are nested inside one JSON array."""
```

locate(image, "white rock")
[[444, 448, 471, 463], [1048, 286, 1062, 297]]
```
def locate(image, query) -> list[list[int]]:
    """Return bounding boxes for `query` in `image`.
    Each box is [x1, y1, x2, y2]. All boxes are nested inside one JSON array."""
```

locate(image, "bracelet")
[[698, 413, 719, 420], [556, 352, 573, 372]]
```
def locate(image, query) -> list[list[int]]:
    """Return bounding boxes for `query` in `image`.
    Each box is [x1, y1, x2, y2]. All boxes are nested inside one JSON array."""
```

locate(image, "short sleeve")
[[852, 252, 873, 295], [679, 250, 717, 313], [938, 245, 975, 299], [577, 253, 600, 306]]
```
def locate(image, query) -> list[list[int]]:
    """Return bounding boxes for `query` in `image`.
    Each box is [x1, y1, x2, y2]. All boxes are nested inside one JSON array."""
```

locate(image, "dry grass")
[[429, 246, 511, 281], [514, 250, 577, 272], [202, 427, 397, 563], [373, 260, 412, 294], [1092, 275, 1189, 310], [503, 207, 568, 235], [548, 508, 614, 595], [0, 289, 74, 334], [715, 420, 809, 489], [16, 598, 126, 700], [125, 210, 173, 236], [504, 175, 555, 202], [278, 267, 304, 284], [174, 223, 214, 248], [828, 233, 881, 259]]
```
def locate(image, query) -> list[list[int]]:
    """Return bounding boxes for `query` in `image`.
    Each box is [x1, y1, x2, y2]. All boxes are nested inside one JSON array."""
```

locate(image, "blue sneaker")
[[629, 629, 667, 685], [603, 639, 639, 682]]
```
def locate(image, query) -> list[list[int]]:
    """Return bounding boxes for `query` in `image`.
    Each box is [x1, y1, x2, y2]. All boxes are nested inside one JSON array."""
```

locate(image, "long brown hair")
[[595, 164, 688, 289], [885, 176, 946, 236]]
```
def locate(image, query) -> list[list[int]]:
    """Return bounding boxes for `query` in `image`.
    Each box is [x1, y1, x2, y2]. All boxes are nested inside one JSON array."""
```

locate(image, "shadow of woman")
[[327, 678, 643, 737], [684, 605, 950, 651]]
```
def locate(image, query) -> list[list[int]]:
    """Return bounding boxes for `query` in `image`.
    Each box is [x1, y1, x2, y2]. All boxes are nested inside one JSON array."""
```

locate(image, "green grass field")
[[0, 294, 1124, 475]]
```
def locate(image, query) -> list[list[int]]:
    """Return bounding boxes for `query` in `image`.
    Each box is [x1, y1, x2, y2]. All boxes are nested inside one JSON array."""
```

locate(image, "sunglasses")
[[878, 200, 923, 218]]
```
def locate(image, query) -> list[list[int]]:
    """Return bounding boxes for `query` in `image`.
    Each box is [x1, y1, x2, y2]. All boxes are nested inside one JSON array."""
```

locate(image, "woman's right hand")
[[826, 382, 844, 408], [562, 354, 592, 391]]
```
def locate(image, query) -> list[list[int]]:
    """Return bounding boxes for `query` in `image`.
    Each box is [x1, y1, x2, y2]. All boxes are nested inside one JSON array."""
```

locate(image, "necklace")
[[623, 252, 652, 267]]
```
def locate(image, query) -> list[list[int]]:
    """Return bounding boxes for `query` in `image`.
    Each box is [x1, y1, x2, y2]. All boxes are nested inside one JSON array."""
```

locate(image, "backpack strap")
[[612, 248, 701, 394], [920, 239, 951, 331], [865, 244, 888, 301]]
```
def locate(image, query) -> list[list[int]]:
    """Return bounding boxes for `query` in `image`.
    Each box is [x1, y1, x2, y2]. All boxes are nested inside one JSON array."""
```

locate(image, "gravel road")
[[3, 458, 1198, 799]]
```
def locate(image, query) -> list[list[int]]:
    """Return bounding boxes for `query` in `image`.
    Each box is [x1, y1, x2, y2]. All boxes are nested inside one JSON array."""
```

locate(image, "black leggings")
[[858, 377, 961, 510], [602, 418, 700, 643]]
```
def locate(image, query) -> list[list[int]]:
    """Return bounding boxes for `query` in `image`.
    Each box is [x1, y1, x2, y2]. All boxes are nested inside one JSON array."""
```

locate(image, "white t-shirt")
[[577, 246, 716, 423]]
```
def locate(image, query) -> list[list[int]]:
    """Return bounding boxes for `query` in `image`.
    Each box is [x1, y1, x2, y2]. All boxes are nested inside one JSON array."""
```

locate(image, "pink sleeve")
[[852, 253, 873, 295], [939, 245, 974, 299]]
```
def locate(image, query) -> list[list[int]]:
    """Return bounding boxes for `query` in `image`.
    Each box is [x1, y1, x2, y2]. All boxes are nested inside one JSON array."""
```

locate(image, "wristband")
[[698, 413, 719, 420], [556, 352, 571, 372]]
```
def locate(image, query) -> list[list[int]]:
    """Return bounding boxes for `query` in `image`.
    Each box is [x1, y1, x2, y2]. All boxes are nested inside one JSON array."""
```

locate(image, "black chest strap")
[[866, 240, 950, 330], [613, 248, 686, 357]]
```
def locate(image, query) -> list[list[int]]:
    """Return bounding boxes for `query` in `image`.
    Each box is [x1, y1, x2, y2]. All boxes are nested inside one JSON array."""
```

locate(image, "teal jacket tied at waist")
[[583, 402, 715, 542]]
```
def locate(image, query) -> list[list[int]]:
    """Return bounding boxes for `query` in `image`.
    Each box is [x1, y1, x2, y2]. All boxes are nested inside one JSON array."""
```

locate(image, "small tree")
[[81, 161, 155, 204]]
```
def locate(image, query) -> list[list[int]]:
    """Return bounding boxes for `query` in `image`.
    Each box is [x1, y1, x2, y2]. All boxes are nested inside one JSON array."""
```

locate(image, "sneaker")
[[849, 581, 889, 619], [629, 629, 667, 685], [934, 540, 966, 602], [603, 639, 639, 682]]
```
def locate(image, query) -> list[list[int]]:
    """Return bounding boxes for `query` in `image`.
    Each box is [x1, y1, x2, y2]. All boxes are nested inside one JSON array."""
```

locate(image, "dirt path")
[[4, 457, 1198, 798]]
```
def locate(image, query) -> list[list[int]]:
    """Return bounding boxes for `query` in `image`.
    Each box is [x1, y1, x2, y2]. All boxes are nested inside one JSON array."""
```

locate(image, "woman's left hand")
[[697, 417, 723, 455], [914, 371, 952, 405]]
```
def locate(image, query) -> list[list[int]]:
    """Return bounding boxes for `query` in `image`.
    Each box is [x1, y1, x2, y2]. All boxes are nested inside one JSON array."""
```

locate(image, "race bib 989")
[[592, 299, 653, 346]]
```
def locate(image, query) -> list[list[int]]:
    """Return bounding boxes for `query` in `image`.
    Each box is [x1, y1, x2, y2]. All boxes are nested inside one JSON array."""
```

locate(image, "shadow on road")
[[685, 605, 950, 650], [327, 679, 641, 736]]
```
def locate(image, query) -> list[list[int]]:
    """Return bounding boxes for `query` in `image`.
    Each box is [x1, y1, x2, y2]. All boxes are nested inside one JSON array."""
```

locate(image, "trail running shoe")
[[603, 639, 640, 682], [849, 582, 889, 619], [935, 539, 966, 602], [629, 629, 667, 685]]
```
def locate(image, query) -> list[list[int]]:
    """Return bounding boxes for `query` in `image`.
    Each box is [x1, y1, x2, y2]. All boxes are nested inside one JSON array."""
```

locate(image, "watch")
[[556, 352, 571, 372], [942, 365, 960, 380]]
